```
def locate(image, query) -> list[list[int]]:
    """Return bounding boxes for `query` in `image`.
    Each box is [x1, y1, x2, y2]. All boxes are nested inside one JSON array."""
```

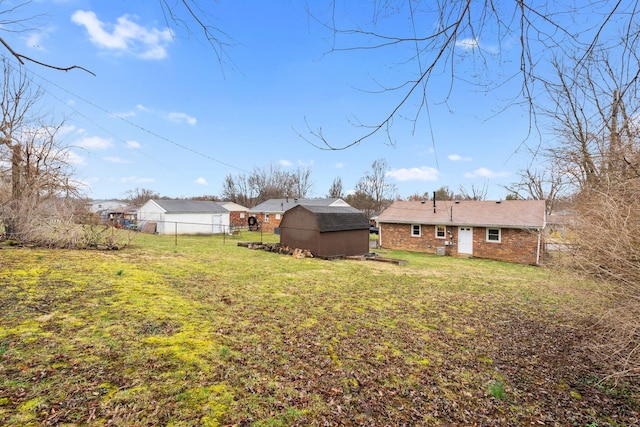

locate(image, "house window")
[[487, 228, 501, 242], [240, 213, 245, 219], [411, 224, 421, 236], [265, 214, 270, 223], [275, 213, 281, 220], [435, 225, 446, 239]]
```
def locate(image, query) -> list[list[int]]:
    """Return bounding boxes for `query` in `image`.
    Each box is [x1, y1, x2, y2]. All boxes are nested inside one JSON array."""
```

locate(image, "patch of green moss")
[[174, 384, 233, 426], [11, 396, 47, 423]]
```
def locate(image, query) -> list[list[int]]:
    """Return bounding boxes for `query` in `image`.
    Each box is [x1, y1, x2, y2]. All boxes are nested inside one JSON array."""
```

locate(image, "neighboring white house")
[[85, 200, 128, 213], [137, 199, 230, 235]]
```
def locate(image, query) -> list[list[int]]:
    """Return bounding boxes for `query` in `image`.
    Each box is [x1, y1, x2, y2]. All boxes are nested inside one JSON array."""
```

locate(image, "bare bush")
[[562, 179, 640, 381], [0, 197, 133, 249]]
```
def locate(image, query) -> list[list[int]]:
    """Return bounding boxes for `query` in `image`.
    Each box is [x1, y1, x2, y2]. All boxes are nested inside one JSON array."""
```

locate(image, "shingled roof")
[[248, 198, 349, 213], [149, 199, 228, 214], [378, 200, 546, 229], [287, 205, 369, 232]]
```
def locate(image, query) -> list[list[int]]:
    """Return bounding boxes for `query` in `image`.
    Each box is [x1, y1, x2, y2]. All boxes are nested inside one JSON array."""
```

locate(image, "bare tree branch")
[[301, 1, 640, 150]]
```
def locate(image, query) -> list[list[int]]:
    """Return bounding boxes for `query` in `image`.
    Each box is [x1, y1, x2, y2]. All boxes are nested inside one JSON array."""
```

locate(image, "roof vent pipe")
[[433, 191, 436, 213]]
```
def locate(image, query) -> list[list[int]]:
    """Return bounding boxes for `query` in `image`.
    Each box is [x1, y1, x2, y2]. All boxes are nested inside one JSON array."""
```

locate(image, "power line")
[[24, 62, 251, 175]]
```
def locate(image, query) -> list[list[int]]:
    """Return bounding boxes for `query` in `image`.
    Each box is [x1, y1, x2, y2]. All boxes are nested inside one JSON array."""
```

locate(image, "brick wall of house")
[[380, 223, 451, 254], [380, 223, 542, 264], [229, 211, 248, 227], [251, 212, 284, 233], [471, 227, 542, 264]]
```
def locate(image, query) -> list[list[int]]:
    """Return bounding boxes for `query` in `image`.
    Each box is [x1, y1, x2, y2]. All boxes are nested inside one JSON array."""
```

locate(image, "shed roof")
[[285, 205, 370, 232], [378, 200, 546, 229], [249, 197, 348, 213], [149, 199, 228, 214]]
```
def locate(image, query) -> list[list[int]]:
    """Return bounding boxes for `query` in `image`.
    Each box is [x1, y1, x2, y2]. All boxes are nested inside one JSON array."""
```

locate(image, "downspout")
[[536, 228, 541, 265], [537, 208, 547, 266]]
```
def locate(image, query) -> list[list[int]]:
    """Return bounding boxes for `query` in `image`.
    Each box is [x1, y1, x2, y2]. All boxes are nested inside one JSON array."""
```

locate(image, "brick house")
[[218, 201, 249, 228], [377, 199, 546, 265], [248, 198, 351, 233]]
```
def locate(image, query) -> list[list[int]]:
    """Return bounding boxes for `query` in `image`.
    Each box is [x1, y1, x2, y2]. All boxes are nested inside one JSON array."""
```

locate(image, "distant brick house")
[[377, 200, 546, 265], [248, 198, 351, 233], [218, 201, 249, 228]]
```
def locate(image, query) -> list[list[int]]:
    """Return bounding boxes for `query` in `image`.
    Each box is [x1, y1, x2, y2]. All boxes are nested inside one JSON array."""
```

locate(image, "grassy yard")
[[0, 232, 637, 426]]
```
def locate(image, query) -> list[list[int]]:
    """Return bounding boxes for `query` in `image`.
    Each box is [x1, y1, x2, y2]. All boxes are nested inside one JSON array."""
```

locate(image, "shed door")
[[212, 214, 222, 233], [458, 227, 473, 255]]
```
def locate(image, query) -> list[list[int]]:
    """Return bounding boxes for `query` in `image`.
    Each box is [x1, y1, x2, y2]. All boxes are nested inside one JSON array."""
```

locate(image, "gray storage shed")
[[279, 205, 370, 258]]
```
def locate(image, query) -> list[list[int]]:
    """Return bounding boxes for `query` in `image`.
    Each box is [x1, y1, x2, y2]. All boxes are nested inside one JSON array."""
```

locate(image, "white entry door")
[[212, 214, 222, 233], [458, 227, 473, 255]]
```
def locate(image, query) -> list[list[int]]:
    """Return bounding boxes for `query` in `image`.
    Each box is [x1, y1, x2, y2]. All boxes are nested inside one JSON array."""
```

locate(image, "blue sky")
[[5, 0, 540, 201]]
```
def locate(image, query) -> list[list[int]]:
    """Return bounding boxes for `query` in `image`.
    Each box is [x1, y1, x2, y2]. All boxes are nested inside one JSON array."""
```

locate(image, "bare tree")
[[299, 1, 640, 149], [290, 165, 314, 199], [406, 191, 430, 201], [0, 1, 235, 75], [349, 159, 397, 217], [221, 164, 314, 207], [249, 164, 295, 204], [458, 183, 489, 201], [0, 60, 80, 239], [540, 41, 640, 381], [503, 166, 566, 214], [327, 176, 344, 198], [220, 172, 256, 207], [542, 53, 640, 189], [124, 188, 160, 207]]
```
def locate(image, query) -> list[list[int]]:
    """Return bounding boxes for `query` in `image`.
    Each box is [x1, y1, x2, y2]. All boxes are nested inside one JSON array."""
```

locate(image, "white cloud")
[[65, 150, 86, 165], [58, 124, 80, 137], [195, 177, 208, 186], [125, 140, 141, 149], [120, 176, 155, 183], [335, 162, 346, 169], [75, 136, 113, 149], [24, 27, 52, 51], [167, 112, 197, 125], [279, 159, 293, 167], [71, 10, 173, 60], [455, 37, 499, 54], [464, 167, 510, 178], [448, 154, 472, 162], [455, 38, 479, 50], [114, 110, 137, 118], [104, 156, 131, 164], [386, 166, 440, 182], [297, 159, 314, 167]]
